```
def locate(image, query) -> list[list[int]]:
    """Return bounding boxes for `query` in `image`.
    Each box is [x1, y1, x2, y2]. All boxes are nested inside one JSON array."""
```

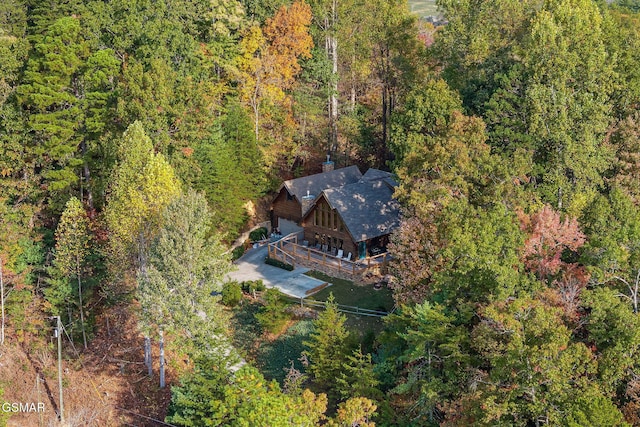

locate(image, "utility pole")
[[36, 374, 44, 427], [159, 329, 165, 388], [55, 316, 64, 424]]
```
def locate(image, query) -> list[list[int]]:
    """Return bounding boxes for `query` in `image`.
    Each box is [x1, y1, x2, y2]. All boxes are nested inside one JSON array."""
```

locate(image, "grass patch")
[[408, 0, 439, 17], [229, 301, 263, 359], [229, 301, 312, 385], [304, 270, 395, 340], [304, 271, 394, 312], [257, 320, 313, 383]]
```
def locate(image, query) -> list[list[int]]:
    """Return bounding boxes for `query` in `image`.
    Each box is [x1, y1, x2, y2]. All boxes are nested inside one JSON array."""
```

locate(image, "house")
[[271, 163, 362, 234], [271, 163, 401, 260]]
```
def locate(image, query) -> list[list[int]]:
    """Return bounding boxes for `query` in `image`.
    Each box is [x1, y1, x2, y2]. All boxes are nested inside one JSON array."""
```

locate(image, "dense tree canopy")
[[2, 0, 640, 425]]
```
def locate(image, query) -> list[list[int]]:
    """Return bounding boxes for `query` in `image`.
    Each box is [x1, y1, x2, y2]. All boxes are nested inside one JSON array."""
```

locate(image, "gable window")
[[314, 201, 344, 232], [286, 191, 294, 201]]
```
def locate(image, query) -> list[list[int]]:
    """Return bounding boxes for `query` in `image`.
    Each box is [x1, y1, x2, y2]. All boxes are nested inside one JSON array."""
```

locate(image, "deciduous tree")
[[51, 197, 91, 348]]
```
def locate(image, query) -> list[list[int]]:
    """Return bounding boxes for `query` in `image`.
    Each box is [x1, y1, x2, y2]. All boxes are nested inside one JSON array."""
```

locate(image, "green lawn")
[[257, 320, 313, 383], [408, 0, 439, 17], [304, 271, 394, 312], [304, 271, 395, 338]]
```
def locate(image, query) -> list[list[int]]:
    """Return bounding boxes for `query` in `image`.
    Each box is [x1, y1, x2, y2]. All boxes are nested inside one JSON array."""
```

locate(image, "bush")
[[255, 288, 291, 334], [222, 281, 243, 307], [249, 227, 268, 242], [265, 257, 294, 271], [231, 245, 245, 261], [241, 280, 266, 294]]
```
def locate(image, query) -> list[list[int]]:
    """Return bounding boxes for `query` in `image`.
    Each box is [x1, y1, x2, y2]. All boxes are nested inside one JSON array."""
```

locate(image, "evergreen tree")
[[336, 346, 381, 402], [17, 17, 88, 203], [166, 363, 328, 426], [137, 190, 232, 357], [303, 293, 350, 392]]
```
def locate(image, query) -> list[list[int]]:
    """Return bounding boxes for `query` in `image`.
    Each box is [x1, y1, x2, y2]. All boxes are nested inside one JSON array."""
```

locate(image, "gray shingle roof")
[[360, 168, 392, 182], [283, 165, 362, 209], [359, 168, 398, 189], [321, 179, 401, 242]]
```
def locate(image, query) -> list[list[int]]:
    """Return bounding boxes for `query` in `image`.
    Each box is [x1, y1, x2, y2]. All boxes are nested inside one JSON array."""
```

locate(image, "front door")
[[358, 241, 367, 259]]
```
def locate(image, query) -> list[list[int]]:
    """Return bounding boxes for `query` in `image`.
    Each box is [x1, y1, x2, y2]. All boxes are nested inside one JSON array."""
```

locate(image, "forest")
[[2, 0, 640, 425]]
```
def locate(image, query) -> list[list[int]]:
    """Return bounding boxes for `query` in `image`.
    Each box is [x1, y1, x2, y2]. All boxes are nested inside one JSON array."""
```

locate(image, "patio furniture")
[[336, 249, 344, 259]]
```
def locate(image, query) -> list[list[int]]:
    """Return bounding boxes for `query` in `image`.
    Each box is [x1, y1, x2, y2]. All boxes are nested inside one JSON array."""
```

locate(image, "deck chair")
[[302, 240, 309, 247], [336, 249, 344, 258], [346, 252, 352, 261], [322, 244, 328, 252]]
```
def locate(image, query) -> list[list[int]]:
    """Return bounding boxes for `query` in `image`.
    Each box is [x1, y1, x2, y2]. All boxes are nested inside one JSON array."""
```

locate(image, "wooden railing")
[[282, 295, 389, 317], [268, 233, 391, 278], [267, 234, 298, 267]]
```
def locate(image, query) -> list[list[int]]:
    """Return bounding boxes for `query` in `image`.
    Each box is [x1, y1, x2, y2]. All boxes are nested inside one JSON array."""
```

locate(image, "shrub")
[[241, 280, 266, 294], [222, 281, 242, 307], [249, 227, 268, 242], [265, 257, 294, 271], [231, 245, 245, 261]]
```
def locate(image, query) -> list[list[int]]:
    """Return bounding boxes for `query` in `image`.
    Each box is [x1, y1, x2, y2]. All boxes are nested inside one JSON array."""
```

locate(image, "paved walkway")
[[227, 244, 330, 298]]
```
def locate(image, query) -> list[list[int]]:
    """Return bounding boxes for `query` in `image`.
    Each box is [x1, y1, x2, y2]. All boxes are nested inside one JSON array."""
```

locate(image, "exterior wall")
[[301, 198, 357, 257], [272, 188, 302, 225]]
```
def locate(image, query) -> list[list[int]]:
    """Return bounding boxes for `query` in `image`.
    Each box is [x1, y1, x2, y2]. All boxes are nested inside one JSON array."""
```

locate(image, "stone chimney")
[[322, 154, 334, 173], [301, 190, 315, 215]]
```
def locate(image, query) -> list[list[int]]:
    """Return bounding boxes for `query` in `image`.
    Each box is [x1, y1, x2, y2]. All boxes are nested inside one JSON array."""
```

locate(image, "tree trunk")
[[80, 140, 94, 210], [76, 257, 87, 349], [144, 336, 152, 377], [159, 329, 166, 388], [328, 0, 338, 151]]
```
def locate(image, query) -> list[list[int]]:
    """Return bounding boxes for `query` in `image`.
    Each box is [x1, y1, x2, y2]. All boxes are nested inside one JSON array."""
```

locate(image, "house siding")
[[272, 188, 302, 225], [301, 198, 358, 256]]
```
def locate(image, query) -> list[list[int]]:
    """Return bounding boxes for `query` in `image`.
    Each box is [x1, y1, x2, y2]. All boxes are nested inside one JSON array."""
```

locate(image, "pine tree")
[[336, 346, 381, 402], [137, 190, 232, 358], [303, 293, 350, 392]]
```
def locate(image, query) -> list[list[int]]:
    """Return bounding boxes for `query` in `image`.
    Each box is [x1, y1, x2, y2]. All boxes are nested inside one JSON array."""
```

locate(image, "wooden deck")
[[267, 233, 391, 280]]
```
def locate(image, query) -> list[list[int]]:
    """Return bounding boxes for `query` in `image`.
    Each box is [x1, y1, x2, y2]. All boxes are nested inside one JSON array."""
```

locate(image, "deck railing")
[[268, 233, 391, 277]]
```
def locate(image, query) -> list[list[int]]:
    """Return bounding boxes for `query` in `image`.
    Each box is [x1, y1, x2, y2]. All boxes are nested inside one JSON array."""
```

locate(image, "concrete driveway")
[[227, 244, 330, 298]]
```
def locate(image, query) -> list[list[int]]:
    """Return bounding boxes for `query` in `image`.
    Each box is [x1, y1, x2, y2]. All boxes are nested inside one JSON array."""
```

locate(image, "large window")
[[314, 201, 341, 231]]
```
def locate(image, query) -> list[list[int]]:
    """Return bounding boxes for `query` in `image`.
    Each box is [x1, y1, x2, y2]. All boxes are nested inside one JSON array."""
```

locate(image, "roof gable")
[[310, 179, 401, 242]]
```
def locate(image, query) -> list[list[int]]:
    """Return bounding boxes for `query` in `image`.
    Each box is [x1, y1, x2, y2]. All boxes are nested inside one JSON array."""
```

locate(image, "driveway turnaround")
[[227, 244, 330, 299]]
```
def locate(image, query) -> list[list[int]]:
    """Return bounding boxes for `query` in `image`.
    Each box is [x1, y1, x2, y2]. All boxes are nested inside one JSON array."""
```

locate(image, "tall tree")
[[303, 294, 350, 393], [104, 121, 181, 276], [51, 197, 91, 348], [236, 1, 313, 170], [194, 103, 265, 239], [386, 302, 469, 424], [137, 190, 232, 361], [17, 17, 88, 205]]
